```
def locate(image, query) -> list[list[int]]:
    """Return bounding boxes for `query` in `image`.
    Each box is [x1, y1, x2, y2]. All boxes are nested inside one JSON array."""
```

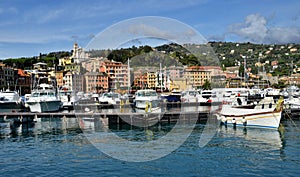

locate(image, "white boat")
[[285, 96, 300, 109], [216, 97, 284, 129], [181, 90, 208, 104], [0, 89, 22, 112], [134, 89, 161, 112], [26, 78, 62, 113], [98, 92, 121, 105], [58, 85, 78, 109]]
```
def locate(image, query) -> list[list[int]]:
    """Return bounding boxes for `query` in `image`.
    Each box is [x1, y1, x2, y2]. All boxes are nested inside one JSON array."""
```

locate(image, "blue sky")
[[0, 0, 300, 59]]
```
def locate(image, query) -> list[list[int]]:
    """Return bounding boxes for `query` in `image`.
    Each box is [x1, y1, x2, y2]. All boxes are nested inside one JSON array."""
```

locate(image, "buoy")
[[221, 116, 227, 124], [232, 118, 237, 127], [149, 102, 152, 112], [84, 107, 90, 112], [145, 102, 149, 113]]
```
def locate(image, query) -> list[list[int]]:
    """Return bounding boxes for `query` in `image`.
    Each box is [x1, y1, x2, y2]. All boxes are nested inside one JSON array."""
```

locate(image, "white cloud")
[[228, 14, 268, 43], [266, 27, 300, 43], [227, 13, 300, 44], [37, 9, 64, 24]]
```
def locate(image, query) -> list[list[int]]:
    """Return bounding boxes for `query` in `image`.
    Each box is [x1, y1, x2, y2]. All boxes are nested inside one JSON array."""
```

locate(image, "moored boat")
[[0, 89, 22, 112], [58, 85, 78, 110], [134, 89, 161, 112], [26, 77, 62, 113], [216, 97, 284, 129]]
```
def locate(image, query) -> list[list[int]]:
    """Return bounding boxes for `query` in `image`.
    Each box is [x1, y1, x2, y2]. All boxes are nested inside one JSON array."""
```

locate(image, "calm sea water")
[[0, 117, 299, 177]]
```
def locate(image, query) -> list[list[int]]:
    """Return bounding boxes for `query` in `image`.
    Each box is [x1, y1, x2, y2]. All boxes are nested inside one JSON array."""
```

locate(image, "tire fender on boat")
[[242, 116, 247, 126], [221, 116, 227, 123], [232, 118, 236, 124]]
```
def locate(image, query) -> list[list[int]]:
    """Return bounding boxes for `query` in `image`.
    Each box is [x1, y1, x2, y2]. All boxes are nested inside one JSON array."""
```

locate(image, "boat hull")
[[217, 111, 282, 129], [27, 101, 62, 113], [0, 102, 23, 112], [135, 99, 160, 109]]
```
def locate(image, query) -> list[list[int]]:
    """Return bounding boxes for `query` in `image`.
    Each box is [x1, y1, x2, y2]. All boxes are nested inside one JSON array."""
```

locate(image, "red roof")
[[18, 69, 27, 77]]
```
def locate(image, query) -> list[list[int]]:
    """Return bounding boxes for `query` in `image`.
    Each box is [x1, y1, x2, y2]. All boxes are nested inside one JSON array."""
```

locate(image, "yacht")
[[98, 92, 121, 105], [26, 77, 62, 113], [181, 90, 207, 103], [0, 89, 22, 112], [134, 89, 161, 112], [58, 85, 78, 110]]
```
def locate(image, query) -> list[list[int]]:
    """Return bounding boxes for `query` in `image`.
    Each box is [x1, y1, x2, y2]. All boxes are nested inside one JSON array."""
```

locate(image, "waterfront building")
[[55, 70, 64, 88], [14, 69, 31, 94], [184, 66, 211, 88], [133, 70, 147, 89], [147, 72, 156, 89], [84, 72, 108, 93], [99, 60, 129, 91], [33, 62, 48, 71]]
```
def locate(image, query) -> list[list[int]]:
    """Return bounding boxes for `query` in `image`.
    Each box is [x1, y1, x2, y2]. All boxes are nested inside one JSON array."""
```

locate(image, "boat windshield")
[[137, 91, 157, 97], [103, 93, 119, 98], [189, 91, 198, 95], [48, 92, 55, 97], [32, 92, 39, 97], [59, 91, 72, 96]]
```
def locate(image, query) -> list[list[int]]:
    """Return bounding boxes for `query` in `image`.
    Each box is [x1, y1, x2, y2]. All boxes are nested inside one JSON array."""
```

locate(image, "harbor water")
[[0, 115, 299, 176]]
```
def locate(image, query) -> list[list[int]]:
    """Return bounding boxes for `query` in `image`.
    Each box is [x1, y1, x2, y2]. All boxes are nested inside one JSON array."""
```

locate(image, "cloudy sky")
[[0, 0, 300, 59]]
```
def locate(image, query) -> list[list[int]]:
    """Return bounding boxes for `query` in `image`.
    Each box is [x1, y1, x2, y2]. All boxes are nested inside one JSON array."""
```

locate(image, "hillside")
[[1, 42, 300, 77]]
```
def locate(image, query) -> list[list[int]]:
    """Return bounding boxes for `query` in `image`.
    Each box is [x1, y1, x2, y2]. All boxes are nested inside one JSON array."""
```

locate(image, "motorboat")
[[26, 77, 62, 113], [162, 90, 181, 102], [134, 89, 161, 112], [216, 97, 284, 129], [58, 85, 78, 110], [181, 90, 207, 103], [98, 92, 121, 105], [284, 96, 300, 109], [0, 89, 22, 112]]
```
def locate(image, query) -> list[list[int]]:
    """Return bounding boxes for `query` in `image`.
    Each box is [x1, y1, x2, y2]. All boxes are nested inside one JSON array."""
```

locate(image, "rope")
[[283, 108, 299, 129]]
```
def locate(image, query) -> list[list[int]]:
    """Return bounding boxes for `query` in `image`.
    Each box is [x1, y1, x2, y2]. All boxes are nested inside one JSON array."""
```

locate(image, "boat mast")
[[160, 63, 162, 92], [258, 55, 260, 89], [243, 56, 247, 88], [128, 58, 130, 92]]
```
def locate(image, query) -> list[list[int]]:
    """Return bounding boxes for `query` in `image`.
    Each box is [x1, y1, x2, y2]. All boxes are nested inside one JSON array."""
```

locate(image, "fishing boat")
[[0, 89, 22, 112], [216, 97, 284, 129], [26, 77, 62, 113]]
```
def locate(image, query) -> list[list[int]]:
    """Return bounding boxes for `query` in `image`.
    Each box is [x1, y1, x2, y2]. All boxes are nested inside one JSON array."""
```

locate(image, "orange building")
[[99, 60, 129, 91]]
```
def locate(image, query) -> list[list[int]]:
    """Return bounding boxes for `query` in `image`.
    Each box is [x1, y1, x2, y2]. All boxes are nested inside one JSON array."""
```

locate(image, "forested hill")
[[1, 51, 71, 69], [2, 42, 300, 76]]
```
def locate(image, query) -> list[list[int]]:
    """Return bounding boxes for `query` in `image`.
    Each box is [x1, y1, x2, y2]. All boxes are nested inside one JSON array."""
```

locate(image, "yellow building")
[[147, 72, 156, 89], [184, 66, 211, 88]]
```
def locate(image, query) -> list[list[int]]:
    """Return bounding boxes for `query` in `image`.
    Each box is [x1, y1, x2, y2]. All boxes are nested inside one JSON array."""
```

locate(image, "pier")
[[0, 110, 212, 125], [0, 108, 299, 127]]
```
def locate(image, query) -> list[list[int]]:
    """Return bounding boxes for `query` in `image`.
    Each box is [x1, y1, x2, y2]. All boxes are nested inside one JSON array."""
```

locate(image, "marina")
[[1, 1, 300, 176], [0, 115, 299, 176]]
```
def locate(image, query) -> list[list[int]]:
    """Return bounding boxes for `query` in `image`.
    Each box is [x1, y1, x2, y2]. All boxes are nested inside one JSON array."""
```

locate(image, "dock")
[[0, 110, 213, 125], [1, 101, 299, 127]]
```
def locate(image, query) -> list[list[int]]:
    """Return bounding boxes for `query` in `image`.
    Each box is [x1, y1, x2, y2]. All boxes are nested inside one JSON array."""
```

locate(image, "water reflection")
[[217, 124, 285, 152], [0, 118, 80, 139]]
